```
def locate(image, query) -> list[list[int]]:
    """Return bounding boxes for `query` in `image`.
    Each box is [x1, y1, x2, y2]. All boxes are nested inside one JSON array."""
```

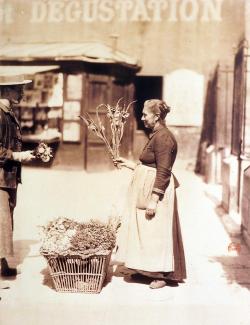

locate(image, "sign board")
[[0, 0, 225, 24]]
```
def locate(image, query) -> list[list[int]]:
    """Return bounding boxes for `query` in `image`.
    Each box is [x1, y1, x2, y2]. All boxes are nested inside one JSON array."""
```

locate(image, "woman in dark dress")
[[114, 99, 186, 289]]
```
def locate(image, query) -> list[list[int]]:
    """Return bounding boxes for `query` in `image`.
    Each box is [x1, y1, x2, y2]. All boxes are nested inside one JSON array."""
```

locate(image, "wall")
[[241, 1, 250, 247], [0, 0, 245, 76], [0, 0, 246, 163], [242, 165, 250, 248]]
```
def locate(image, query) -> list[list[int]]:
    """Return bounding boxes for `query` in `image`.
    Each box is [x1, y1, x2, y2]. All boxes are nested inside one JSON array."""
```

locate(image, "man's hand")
[[12, 150, 35, 162]]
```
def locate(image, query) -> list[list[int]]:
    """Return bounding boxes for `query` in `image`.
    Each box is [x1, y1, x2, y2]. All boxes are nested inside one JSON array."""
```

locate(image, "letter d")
[[30, 0, 47, 23]]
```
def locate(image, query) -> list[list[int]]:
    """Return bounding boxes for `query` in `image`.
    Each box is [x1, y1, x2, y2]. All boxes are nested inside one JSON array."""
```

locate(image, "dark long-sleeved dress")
[[116, 124, 186, 281]]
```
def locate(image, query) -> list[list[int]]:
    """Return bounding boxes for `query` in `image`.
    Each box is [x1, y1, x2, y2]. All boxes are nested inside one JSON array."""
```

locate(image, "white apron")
[[115, 164, 176, 272]]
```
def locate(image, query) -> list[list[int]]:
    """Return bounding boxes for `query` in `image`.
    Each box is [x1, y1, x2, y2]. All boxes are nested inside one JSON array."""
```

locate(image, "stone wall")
[[0, 0, 245, 76]]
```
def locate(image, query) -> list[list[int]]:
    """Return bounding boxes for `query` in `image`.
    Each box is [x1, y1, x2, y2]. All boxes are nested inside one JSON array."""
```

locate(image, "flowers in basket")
[[39, 216, 120, 257], [34, 142, 53, 162], [79, 98, 136, 160]]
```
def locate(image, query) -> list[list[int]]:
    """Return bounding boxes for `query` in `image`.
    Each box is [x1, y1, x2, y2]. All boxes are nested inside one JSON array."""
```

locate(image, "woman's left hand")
[[145, 199, 158, 219]]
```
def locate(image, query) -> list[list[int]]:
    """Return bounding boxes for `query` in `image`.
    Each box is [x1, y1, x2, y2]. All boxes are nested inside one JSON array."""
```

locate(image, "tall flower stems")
[[79, 98, 136, 160]]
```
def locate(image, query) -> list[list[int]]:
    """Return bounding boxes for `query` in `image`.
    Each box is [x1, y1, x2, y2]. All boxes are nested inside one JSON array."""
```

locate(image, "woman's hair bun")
[[145, 99, 171, 120]]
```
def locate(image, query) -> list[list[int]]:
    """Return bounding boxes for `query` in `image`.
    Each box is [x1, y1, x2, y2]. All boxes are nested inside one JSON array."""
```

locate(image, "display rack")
[[14, 72, 63, 145]]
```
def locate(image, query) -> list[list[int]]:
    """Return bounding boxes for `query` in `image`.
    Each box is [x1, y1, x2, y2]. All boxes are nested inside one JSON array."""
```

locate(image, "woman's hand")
[[113, 157, 137, 170], [145, 193, 160, 219]]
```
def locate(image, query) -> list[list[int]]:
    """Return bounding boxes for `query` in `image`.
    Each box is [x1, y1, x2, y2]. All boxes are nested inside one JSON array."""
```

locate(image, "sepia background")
[[0, 1, 250, 324]]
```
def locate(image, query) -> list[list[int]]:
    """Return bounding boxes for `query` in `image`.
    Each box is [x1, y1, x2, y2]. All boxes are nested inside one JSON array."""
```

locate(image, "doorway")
[[133, 76, 163, 159], [134, 76, 163, 130]]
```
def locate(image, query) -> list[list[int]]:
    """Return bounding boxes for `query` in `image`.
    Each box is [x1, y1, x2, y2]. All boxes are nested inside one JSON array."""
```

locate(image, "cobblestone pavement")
[[1, 161, 250, 325]]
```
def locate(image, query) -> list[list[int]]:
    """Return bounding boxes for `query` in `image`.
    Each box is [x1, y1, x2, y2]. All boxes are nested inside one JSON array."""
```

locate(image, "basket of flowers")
[[40, 217, 119, 293]]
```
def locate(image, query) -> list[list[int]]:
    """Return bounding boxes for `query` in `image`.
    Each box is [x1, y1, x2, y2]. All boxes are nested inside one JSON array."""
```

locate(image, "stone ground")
[[0, 160, 250, 325]]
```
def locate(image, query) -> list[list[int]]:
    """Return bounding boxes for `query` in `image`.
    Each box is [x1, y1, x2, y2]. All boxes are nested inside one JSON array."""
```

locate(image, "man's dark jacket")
[[0, 102, 22, 188]]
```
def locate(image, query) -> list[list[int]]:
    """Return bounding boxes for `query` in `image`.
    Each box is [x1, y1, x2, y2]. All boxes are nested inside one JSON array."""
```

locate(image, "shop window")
[[134, 76, 163, 130], [16, 72, 63, 143]]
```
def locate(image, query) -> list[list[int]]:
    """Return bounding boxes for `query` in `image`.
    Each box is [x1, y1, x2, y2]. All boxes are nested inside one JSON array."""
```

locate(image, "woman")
[[114, 99, 186, 289]]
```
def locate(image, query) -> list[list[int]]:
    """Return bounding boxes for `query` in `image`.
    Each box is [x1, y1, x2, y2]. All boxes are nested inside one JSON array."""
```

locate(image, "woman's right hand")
[[113, 157, 137, 170]]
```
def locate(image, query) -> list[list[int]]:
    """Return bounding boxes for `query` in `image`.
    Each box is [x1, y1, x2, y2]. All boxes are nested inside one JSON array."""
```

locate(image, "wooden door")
[[111, 79, 135, 159], [84, 74, 112, 171], [84, 75, 136, 171]]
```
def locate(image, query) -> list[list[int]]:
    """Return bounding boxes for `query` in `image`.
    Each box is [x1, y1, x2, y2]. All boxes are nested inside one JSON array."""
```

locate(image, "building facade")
[[0, 0, 246, 168]]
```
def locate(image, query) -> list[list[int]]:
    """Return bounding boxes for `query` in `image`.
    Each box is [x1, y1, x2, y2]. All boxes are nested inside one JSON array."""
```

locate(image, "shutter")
[[231, 40, 248, 157], [215, 64, 234, 149]]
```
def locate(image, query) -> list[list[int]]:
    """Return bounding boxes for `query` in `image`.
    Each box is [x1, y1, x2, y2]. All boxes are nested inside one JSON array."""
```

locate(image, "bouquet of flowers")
[[79, 98, 136, 160], [40, 216, 120, 257], [34, 142, 53, 162]]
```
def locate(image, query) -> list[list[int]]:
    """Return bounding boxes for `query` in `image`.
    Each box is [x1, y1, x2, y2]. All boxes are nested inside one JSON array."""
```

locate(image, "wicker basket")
[[43, 252, 111, 293]]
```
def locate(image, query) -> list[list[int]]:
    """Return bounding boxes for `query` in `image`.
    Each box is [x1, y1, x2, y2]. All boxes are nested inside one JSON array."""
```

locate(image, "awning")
[[0, 65, 60, 76], [0, 42, 141, 70]]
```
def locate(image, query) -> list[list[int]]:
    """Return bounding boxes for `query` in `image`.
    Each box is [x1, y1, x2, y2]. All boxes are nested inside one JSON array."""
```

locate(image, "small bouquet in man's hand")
[[34, 142, 53, 162]]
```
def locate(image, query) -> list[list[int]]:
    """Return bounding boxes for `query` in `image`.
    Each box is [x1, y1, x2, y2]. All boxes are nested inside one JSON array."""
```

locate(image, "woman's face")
[[141, 104, 158, 129]]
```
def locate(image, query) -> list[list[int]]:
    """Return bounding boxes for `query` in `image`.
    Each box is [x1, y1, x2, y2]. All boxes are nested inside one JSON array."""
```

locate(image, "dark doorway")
[[134, 76, 163, 130]]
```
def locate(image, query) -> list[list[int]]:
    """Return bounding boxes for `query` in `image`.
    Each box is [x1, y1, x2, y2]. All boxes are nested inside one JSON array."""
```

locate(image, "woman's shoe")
[[130, 273, 152, 284], [131, 273, 145, 281], [0, 258, 17, 277], [149, 279, 167, 289], [165, 279, 179, 287]]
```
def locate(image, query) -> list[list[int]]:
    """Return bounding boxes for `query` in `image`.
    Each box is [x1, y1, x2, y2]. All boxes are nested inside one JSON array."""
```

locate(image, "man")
[[0, 74, 35, 278]]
